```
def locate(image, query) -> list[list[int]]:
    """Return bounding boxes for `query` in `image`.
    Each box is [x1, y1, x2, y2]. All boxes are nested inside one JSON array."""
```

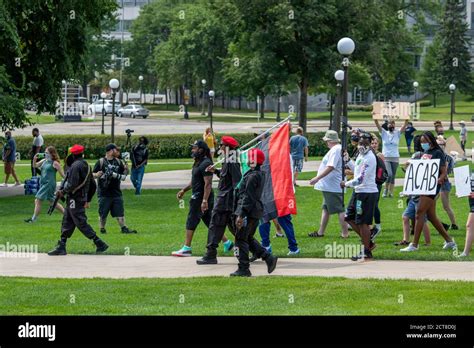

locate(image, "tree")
[[419, 36, 443, 107]]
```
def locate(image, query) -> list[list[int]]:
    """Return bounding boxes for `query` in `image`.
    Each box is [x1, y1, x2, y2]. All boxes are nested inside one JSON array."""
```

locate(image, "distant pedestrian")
[[1, 131, 21, 187], [130, 136, 149, 195], [290, 126, 309, 186], [404, 121, 416, 154], [31, 128, 44, 176], [203, 127, 217, 158], [459, 120, 467, 158]]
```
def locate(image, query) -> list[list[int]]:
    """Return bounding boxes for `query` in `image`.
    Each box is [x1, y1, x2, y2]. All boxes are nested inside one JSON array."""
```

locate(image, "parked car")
[[88, 100, 121, 116], [117, 104, 149, 119]]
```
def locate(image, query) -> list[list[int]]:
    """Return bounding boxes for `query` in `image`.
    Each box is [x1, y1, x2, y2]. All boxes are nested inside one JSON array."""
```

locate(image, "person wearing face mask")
[[93, 144, 137, 235], [374, 118, 408, 198], [1, 131, 21, 187], [341, 133, 379, 261], [130, 136, 149, 195], [308, 130, 348, 238], [400, 131, 457, 252], [24, 146, 65, 223]]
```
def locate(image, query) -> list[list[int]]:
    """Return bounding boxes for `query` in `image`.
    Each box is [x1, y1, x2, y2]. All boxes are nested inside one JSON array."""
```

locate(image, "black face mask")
[[388, 127, 395, 132], [350, 135, 360, 143], [191, 149, 204, 159]]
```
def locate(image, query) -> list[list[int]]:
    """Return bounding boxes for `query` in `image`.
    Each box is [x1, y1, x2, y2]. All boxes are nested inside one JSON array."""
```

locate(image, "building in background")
[[110, 0, 155, 41]]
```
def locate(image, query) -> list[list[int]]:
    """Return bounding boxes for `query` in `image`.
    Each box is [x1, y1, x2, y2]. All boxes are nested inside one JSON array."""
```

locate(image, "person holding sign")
[[400, 132, 456, 252], [374, 119, 408, 198]]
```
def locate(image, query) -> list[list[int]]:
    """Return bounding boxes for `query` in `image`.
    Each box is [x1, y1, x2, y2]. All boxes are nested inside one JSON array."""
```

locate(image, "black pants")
[[374, 184, 382, 224], [31, 152, 37, 177], [234, 217, 268, 271], [205, 210, 235, 258], [60, 197, 97, 242]]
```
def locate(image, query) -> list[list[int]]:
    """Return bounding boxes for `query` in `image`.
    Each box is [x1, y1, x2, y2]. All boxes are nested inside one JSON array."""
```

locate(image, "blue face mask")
[[421, 143, 430, 152]]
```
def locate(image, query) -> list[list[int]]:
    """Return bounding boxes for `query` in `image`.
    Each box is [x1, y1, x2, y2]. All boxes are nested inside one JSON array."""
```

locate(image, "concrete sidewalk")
[[0, 253, 472, 281]]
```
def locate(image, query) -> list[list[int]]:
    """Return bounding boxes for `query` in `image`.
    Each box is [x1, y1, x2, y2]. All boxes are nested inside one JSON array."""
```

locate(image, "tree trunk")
[[259, 94, 265, 119], [433, 92, 437, 108], [175, 89, 179, 105], [226, 96, 231, 111], [165, 88, 169, 109], [221, 92, 225, 109], [276, 94, 281, 122], [238, 95, 242, 110], [298, 78, 308, 132]]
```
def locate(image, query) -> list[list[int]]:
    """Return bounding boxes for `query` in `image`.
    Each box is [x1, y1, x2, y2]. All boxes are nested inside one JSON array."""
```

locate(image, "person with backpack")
[[369, 134, 387, 240], [436, 136, 458, 230], [93, 144, 137, 234], [48, 144, 108, 255]]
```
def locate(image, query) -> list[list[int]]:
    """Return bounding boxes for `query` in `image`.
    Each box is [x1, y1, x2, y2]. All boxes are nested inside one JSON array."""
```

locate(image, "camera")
[[125, 129, 134, 137]]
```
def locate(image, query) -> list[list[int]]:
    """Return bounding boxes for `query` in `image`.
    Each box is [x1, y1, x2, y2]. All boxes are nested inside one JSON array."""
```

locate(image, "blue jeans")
[[258, 214, 298, 252], [131, 166, 145, 195]]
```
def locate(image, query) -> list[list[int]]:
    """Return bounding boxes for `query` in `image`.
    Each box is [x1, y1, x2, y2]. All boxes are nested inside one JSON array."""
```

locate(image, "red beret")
[[220, 136, 239, 149], [248, 148, 265, 165], [70, 144, 85, 155]]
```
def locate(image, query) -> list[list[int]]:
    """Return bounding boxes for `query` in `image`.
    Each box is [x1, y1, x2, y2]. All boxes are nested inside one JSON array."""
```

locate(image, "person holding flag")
[[197, 136, 241, 265]]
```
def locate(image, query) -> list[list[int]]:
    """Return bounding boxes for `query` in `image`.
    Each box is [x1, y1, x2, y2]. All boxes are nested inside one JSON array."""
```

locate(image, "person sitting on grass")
[[25, 146, 65, 223], [400, 132, 456, 252]]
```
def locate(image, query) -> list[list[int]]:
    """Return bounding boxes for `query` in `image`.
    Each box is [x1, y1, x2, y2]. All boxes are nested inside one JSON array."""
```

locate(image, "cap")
[[459, 120, 466, 125], [248, 148, 265, 165], [220, 136, 239, 149], [105, 143, 118, 152], [70, 144, 85, 155], [190, 140, 209, 151], [360, 132, 373, 142], [322, 130, 340, 142]]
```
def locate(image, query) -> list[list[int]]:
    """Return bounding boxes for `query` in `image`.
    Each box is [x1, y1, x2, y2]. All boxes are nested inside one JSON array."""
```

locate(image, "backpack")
[[445, 154, 455, 175], [373, 151, 388, 185]]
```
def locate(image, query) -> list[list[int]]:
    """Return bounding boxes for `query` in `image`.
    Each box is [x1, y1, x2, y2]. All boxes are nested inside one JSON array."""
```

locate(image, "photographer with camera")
[[93, 143, 137, 234], [130, 136, 149, 195]]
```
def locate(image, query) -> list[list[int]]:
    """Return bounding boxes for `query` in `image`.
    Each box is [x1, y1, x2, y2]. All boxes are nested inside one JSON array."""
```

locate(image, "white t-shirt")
[[314, 144, 342, 193], [345, 150, 378, 193], [33, 134, 44, 147], [381, 128, 401, 158]]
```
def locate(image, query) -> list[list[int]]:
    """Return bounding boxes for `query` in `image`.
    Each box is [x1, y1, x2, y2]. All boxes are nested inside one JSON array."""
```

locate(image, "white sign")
[[403, 159, 440, 195], [453, 165, 471, 198]]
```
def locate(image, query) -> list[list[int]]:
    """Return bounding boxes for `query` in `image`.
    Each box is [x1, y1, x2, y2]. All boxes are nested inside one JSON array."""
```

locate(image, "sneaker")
[[442, 240, 457, 250], [351, 249, 373, 261], [457, 252, 468, 258], [400, 243, 418, 252], [230, 269, 251, 277], [196, 256, 218, 265], [14, 182, 21, 186], [172, 246, 192, 257], [264, 245, 272, 254], [121, 226, 137, 234], [442, 223, 450, 231], [287, 248, 300, 256], [451, 224, 459, 230], [223, 240, 234, 253], [382, 190, 387, 198], [388, 192, 393, 198], [100, 228, 107, 234], [370, 227, 381, 241], [275, 232, 285, 238], [48, 240, 67, 256], [24, 218, 35, 223], [94, 239, 109, 253]]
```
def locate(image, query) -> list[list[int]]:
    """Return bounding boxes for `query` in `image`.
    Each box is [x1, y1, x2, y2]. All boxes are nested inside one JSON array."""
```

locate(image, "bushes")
[[5, 132, 351, 159]]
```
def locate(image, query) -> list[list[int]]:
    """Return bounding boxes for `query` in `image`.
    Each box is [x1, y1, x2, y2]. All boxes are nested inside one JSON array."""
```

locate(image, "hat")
[[69, 144, 85, 155], [248, 148, 265, 165], [220, 136, 239, 149], [322, 130, 340, 142], [459, 120, 466, 125], [190, 140, 209, 151], [105, 143, 118, 152]]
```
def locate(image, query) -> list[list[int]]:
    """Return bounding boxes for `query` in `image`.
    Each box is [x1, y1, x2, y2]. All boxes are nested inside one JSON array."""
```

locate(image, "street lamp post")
[[139, 75, 144, 104], [100, 92, 107, 135], [337, 37, 355, 206], [109, 78, 120, 143], [208, 90, 215, 131], [413, 81, 419, 119], [201, 79, 206, 115], [449, 83, 456, 130], [334, 70, 345, 133]]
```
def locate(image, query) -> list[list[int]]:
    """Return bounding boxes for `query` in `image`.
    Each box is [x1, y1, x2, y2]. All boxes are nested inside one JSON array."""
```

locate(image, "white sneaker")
[[457, 252, 468, 258], [171, 246, 192, 257], [400, 243, 418, 252], [443, 240, 457, 250], [287, 249, 300, 256]]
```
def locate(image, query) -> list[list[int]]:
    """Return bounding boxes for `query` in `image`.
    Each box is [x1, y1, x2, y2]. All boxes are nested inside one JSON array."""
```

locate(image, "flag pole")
[[209, 115, 294, 168]]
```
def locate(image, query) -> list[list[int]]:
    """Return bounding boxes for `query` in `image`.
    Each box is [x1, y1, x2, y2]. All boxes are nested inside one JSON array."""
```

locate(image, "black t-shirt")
[[191, 157, 213, 198], [132, 144, 148, 168], [93, 157, 126, 197], [420, 148, 446, 178]]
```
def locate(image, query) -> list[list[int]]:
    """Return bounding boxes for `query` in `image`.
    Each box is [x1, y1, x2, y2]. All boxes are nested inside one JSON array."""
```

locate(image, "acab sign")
[[403, 159, 440, 195]]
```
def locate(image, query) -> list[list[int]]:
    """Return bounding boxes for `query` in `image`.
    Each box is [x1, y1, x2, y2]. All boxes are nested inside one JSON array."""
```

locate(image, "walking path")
[[0, 253, 472, 281]]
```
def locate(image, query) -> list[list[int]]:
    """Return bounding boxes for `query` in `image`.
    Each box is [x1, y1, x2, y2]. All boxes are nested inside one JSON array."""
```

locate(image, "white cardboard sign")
[[403, 159, 440, 195], [453, 165, 471, 198]]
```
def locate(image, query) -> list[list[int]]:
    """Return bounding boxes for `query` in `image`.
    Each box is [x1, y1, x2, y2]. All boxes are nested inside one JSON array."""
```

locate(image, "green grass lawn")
[[0, 276, 472, 315], [0, 187, 471, 261]]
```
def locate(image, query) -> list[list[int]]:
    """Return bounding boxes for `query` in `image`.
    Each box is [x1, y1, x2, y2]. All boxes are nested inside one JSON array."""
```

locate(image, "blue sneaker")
[[264, 245, 272, 254], [287, 248, 300, 256], [223, 240, 234, 253], [171, 245, 192, 257]]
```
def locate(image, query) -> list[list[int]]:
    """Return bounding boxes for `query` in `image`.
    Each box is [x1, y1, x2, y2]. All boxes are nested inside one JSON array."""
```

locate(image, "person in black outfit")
[[48, 144, 108, 255], [172, 140, 215, 257], [93, 144, 137, 234], [130, 136, 149, 195], [231, 148, 278, 277], [197, 136, 242, 265]]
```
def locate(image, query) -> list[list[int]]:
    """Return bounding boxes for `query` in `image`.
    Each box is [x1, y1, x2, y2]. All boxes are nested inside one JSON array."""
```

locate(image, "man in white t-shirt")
[[308, 130, 348, 238], [31, 128, 44, 176], [341, 133, 379, 261]]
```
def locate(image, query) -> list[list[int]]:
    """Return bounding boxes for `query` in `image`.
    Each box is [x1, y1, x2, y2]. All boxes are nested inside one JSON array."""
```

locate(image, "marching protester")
[[436, 136, 458, 230], [459, 120, 467, 159], [24, 146, 65, 223], [341, 133, 379, 261], [404, 121, 416, 155], [130, 136, 149, 195], [48, 144, 108, 255], [196, 136, 241, 265], [30, 128, 44, 176], [258, 214, 300, 256], [375, 119, 407, 198], [289, 126, 309, 186], [231, 148, 278, 276], [369, 134, 385, 239], [93, 144, 137, 234], [400, 132, 457, 252], [308, 130, 348, 238], [203, 127, 217, 158], [1, 131, 21, 187]]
